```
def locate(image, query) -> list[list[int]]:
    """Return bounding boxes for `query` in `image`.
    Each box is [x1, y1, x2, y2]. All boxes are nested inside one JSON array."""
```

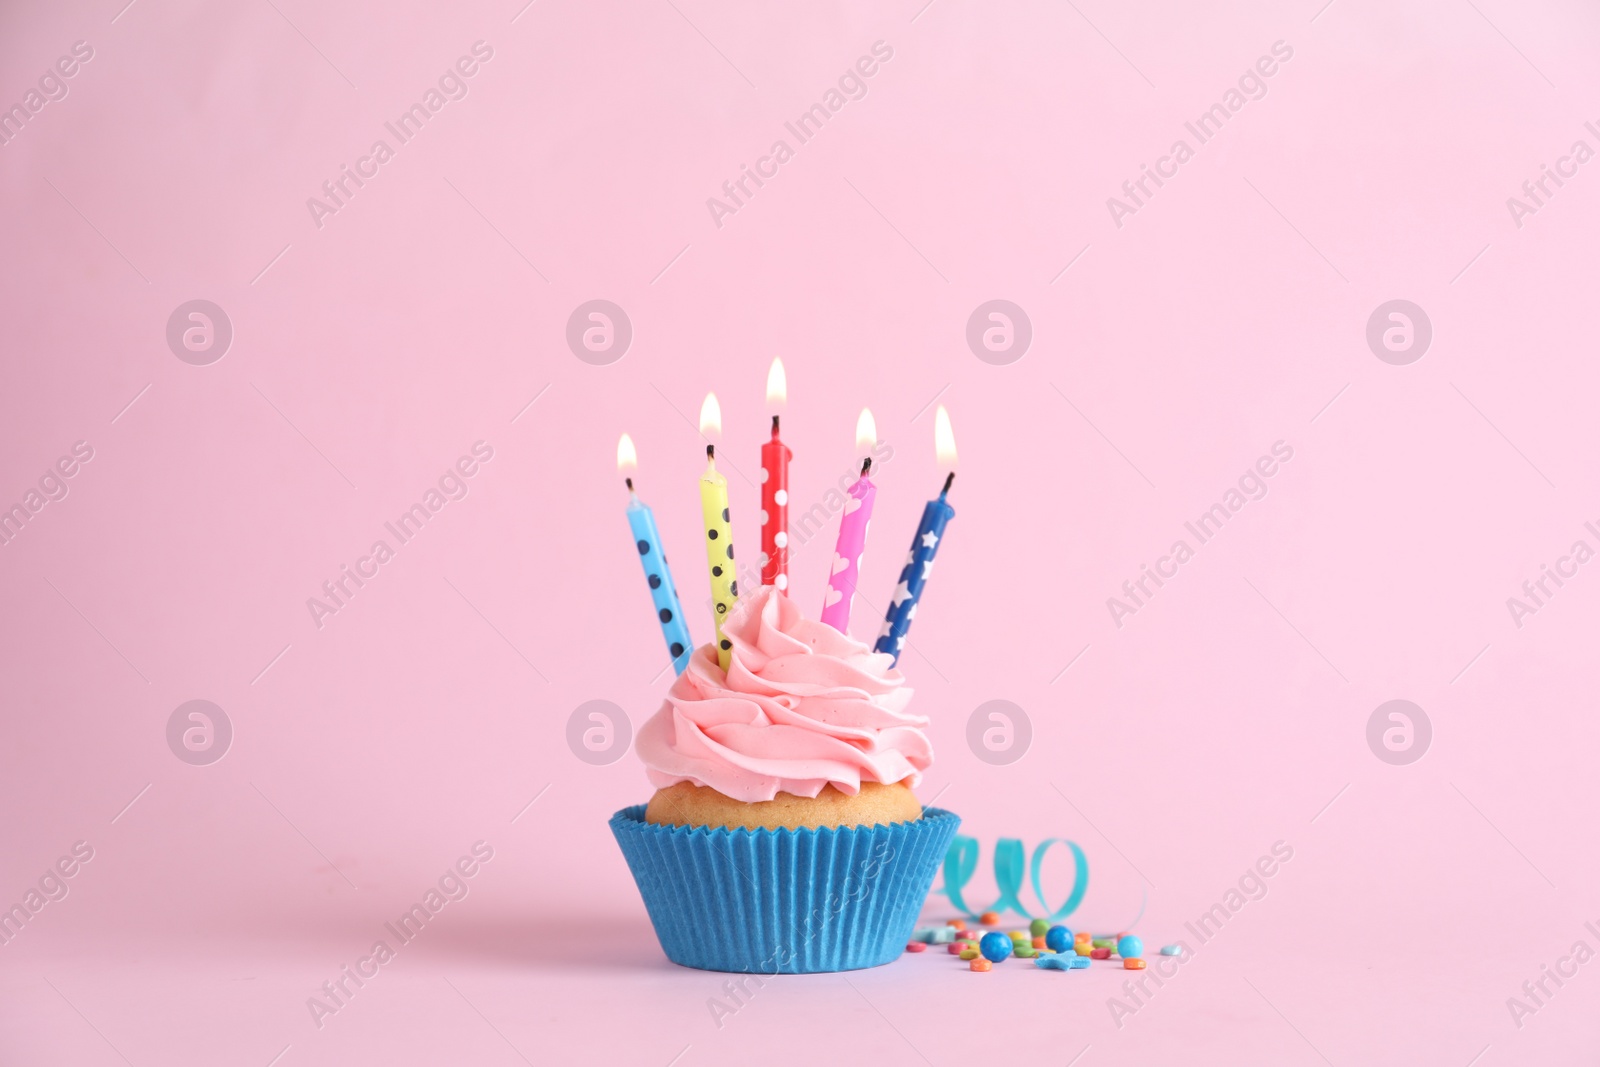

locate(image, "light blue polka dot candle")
[[620, 435, 693, 674]]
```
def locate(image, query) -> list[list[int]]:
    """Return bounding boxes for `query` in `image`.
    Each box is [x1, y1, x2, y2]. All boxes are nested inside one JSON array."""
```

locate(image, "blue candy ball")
[[1045, 925, 1073, 953], [1117, 935, 1144, 960], [979, 932, 1013, 962]]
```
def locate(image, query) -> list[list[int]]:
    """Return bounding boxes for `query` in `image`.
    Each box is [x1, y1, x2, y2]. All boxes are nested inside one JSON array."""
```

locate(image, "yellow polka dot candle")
[[699, 393, 739, 671]]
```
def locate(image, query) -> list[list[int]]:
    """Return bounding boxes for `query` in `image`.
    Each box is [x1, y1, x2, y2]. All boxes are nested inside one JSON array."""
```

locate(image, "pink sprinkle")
[[905, 942, 928, 953]]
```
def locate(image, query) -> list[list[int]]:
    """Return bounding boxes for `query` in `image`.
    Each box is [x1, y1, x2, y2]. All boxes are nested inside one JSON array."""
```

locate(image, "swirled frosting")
[[635, 584, 932, 802]]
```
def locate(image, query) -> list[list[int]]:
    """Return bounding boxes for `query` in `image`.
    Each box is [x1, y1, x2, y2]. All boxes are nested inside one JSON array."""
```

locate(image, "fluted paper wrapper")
[[610, 805, 960, 974]]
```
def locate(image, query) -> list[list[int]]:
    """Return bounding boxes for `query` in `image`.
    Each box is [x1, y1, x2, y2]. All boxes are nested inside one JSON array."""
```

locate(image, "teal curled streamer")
[[988, 838, 1031, 917], [934, 835, 1090, 920], [1029, 838, 1089, 921], [938, 835, 982, 915]]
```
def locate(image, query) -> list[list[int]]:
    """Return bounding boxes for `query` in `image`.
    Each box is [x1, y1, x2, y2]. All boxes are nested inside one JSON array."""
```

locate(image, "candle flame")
[[617, 433, 637, 474], [934, 405, 957, 469], [766, 358, 787, 410], [699, 392, 722, 439], [855, 408, 877, 455]]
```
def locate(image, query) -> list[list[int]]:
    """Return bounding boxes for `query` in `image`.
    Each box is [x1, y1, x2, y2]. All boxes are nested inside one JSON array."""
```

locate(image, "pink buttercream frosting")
[[635, 584, 933, 803]]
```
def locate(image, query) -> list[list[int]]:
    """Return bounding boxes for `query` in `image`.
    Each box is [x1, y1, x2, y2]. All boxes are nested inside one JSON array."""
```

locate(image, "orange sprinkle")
[[979, 911, 1001, 926], [1032, 936, 1048, 949], [947, 919, 966, 930], [970, 958, 992, 972], [1124, 958, 1147, 970]]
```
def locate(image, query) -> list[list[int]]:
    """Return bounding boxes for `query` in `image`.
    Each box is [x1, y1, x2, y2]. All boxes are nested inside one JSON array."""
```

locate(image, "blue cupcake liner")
[[610, 804, 960, 974]]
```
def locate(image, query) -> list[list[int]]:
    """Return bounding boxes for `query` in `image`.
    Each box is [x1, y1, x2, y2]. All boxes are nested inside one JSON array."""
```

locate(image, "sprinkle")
[[1124, 958, 1147, 970], [970, 958, 992, 972], [1045, 926, 1073, 952], [959, 948, 979, 960], [1035, 954, 1076, 971], [947, 919, 966, 930], [946, 942, 965, 955], [979, 911, 1001, 926], [1090, 947, 1111, 959], [1117, 935, 1144, 960], [1160, 944, 1183, 956], [904, 941, 927, 953], [1029, 918, 1049, 937], [979, 932, 1013, 962]]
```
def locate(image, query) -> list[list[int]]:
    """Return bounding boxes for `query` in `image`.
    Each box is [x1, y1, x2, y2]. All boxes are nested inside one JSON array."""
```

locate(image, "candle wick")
[[771, 415, 780, 436], [861, 457, 872, 477], [941, 472, 955, 496], [625, 477, 634, 491], [706, 444, 715, 461]]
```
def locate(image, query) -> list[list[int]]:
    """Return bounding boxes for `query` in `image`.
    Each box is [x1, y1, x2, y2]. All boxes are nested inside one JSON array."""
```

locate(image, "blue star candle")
[[619, 435, 693, 674], [874, 406, 957, 666], [873, 473, 954, 664]]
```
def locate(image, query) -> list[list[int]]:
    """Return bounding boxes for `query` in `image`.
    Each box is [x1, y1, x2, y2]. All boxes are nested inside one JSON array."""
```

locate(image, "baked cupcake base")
[[645, 780, 922, 831], [611, 804, 960, 973]]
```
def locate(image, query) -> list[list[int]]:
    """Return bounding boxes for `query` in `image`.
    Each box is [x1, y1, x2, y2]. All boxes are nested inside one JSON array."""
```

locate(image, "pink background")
[[3, 0, 1598, 1062]]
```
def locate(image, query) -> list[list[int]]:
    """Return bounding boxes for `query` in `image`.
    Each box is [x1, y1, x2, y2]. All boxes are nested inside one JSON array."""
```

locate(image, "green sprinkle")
[[1030, 918, 1049, 937]]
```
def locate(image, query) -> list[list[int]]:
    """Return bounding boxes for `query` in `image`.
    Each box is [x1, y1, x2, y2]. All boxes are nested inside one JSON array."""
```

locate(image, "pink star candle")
[[820, 409, 877, 634]]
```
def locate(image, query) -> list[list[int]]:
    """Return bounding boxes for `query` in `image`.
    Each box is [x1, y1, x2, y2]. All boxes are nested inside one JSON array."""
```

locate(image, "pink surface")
[[2, 0, 1598, 1063]]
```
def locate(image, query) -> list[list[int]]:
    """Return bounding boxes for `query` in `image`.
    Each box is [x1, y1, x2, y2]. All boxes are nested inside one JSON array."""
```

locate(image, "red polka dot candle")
[[699, 394, 739, 672], [760, 358, 791, 591]]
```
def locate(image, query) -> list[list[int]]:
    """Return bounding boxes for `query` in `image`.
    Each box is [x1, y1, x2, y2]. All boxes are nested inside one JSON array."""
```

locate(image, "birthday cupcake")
[[611, 584, 959, 973]]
